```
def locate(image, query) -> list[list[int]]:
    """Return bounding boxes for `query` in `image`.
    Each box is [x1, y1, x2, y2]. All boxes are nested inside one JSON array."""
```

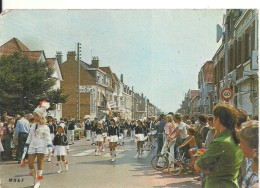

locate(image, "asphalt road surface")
[[0, 137, 201, 188]]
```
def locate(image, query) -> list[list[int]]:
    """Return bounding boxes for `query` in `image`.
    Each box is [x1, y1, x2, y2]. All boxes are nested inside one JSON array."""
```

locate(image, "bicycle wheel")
[[168, 161, 183, 176], [151, 154, 169, 171]]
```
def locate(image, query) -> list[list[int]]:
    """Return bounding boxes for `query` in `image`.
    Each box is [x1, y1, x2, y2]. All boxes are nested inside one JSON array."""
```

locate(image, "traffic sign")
[[220, 88, 233, 101]]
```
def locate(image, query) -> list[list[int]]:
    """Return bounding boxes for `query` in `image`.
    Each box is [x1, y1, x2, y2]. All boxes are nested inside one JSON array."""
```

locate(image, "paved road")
[[0, 137, 201, 188]]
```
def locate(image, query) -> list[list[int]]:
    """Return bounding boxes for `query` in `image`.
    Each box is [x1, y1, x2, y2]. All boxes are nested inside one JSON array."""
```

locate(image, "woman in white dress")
[[25, 101, 52, 188]]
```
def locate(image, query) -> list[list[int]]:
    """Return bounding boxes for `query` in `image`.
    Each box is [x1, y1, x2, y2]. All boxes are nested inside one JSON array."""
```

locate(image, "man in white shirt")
[[171, 113, 189, 158]]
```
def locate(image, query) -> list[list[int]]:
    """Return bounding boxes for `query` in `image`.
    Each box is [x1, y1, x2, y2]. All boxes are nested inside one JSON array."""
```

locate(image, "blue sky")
[[0, 9, 226, 113]]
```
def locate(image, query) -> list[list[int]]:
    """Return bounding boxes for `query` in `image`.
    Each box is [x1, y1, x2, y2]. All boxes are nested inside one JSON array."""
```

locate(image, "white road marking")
[[72, 149, 95, 156]]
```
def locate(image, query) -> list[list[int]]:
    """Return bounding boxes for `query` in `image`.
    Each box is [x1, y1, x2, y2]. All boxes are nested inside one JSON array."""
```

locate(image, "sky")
[[0, 1, 257, 113]]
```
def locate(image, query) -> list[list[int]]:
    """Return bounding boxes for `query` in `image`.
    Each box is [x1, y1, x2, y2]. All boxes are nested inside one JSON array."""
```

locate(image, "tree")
[[47, 89, 68, 110], [0, 52, 67, 115]]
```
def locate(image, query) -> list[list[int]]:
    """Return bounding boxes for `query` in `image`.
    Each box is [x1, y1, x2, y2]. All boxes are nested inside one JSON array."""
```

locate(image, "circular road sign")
[[221, 88, 234, 101]]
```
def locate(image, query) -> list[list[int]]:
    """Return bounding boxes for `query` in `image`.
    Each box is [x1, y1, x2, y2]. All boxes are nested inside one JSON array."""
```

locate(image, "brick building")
[[60, 52, 96, 119]]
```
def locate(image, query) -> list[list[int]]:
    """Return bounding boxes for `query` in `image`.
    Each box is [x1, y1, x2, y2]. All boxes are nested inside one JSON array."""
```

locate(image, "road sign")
[[220, 88, 233, 101]]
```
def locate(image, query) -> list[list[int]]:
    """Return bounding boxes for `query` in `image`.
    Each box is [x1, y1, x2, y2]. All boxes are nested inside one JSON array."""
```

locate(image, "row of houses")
[[0, 38, 161, 120], [60, 51, 161, 120], [177, 9, 259, 118]]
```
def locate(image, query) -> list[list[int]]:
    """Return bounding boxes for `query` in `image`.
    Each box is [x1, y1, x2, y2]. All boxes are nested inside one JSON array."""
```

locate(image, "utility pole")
[[77, 42, 81, 120]]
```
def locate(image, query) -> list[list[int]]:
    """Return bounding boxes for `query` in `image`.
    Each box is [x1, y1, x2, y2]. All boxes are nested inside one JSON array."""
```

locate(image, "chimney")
[[120, 74, 123, 83], [56, 51, 63, 64], [67, 51, 76, 62], [91, 56, 99, 68]]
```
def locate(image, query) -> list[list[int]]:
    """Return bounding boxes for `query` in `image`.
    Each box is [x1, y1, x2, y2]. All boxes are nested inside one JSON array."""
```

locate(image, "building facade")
[[198, 61, 214, 114], [213, 9, 258, 116]]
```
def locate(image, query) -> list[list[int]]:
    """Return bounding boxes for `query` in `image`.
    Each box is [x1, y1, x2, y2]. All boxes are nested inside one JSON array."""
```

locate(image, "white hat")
[[58, 122, 65, 129], [33, 101, 50, 118]]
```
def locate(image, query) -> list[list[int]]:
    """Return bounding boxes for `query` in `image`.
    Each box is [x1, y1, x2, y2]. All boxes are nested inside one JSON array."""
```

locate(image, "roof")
[[112, 73, 119, 83], [201, 61, 214, 83], [0, 38, 30, 56], [0, 38, 45, 62], [22, 51, 43, 61], [100, 66, 113, 77]]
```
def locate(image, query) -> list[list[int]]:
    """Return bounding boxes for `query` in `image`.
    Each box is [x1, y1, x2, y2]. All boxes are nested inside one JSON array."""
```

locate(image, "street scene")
[[1, 136, 201, 188], [0, 8, 259, 188]]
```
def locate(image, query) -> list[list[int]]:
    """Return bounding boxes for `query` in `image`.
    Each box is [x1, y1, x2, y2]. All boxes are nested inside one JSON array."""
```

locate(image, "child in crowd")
[[53, 123, 69, 173], [95, 121, 103, 156], [179, 127, 198, 167]]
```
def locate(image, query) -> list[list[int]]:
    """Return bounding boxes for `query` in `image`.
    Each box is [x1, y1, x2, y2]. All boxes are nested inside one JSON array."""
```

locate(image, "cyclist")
[[179, 127, 198, 168]]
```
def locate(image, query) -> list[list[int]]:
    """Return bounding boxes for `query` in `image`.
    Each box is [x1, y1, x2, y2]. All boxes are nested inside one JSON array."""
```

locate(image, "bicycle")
[[168, 147, 192, 175], [168, 147, 206, 176], [151, 141, 175, 171]]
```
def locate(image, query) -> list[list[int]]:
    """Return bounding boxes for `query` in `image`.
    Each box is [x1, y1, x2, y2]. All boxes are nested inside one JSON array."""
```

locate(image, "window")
[[237, 38, 242, 66], [228, 47, 234, 72], [245, 30, 251, 61]]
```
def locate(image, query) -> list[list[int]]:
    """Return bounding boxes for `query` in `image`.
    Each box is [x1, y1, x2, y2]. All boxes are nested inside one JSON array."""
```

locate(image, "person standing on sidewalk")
[[15, 112, 30, 163], [67, 118, 75, 145], [155, 114, 165, 154], [0, 121, 4, 164], [194, 103, 243, 188], [84, 117, 92, 141], [47, 115, 56, 162], [25, 101, 52, 188], [171, 113, 189, 159]]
